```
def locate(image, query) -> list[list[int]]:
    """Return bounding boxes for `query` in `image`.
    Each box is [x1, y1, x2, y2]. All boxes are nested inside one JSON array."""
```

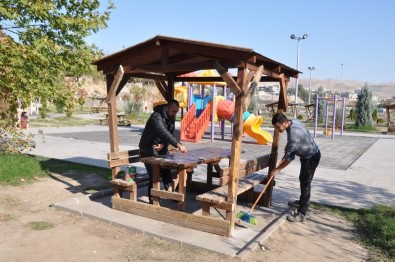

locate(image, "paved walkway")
[[27, 124, 395, 257]]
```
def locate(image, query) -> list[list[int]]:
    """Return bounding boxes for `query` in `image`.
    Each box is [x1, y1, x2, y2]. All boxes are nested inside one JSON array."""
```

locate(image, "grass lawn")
[[29, 116, 99, 127], [312, 203, 395, 261], [0, 153, 111, 186]]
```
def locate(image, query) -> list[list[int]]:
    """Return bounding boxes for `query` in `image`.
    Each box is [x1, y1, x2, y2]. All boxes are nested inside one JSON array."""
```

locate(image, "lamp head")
[[290, 34, 295, 39], [302, 34, 308, 39]]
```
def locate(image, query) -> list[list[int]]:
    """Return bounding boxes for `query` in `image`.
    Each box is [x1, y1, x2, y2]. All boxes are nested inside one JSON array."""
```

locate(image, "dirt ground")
[[0, 172, 368, 262]]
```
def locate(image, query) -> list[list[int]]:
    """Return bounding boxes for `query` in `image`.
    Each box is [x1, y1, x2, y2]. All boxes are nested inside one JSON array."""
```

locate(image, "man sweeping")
[[270, 113, 321, 222]]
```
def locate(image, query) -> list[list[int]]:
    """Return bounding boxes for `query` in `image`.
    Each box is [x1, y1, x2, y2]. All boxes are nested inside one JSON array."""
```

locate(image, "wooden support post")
[[262, 125, 280, 207], [227, 66, 248, 235], [168, 76, 175, 101], [263, 77, 288, 206], [152, 165, 161, 206], [207, 164, 213, 187], [178, 169, 187, 211], [106, 74, 121, 179]]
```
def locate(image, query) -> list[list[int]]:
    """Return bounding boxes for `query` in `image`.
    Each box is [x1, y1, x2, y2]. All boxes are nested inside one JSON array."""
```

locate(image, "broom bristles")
[[236, 211, 258, 225]]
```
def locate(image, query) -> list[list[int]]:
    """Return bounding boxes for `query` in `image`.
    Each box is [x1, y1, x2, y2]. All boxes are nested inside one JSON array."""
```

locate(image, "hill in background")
[[292, 78, 395, 100]]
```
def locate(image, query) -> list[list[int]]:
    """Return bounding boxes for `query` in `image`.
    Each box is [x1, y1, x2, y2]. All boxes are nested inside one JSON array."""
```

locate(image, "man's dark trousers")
[[298, 150, 321, 215]]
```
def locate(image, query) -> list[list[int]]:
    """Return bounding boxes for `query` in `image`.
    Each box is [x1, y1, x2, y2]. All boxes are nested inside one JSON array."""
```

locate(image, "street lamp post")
[[290, 33, 308, 118], [308, 66, 315, 104]]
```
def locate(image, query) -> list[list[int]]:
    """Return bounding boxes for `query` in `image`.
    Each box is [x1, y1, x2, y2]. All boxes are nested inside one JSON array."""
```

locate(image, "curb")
[[236, 209, 289, 259]]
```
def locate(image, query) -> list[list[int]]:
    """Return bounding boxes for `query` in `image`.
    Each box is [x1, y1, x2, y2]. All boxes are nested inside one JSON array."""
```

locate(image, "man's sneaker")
[[287, 200, 300, 209], [286, 213, 305, 223]]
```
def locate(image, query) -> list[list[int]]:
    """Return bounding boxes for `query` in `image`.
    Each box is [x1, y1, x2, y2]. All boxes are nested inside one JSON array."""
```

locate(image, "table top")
[[140, 147, 232, 169], [105, 113, 126, 116]]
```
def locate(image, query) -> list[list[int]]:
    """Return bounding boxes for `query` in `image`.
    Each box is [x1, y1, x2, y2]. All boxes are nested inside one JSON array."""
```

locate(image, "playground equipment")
[[174, 86, 188, 108], [314, 95, 346, 139], [154, 69, 272, 144], [181, 95, 273, 144]]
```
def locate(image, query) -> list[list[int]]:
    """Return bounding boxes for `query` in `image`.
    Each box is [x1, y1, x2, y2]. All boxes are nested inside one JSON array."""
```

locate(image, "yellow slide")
[[243, 114, 273, 145]]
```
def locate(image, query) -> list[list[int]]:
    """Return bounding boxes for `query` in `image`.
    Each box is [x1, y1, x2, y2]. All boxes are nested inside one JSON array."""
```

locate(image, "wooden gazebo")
[[92, 35, 299, 236]]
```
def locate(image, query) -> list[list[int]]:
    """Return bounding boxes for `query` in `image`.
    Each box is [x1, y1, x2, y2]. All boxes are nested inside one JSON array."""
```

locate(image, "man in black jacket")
[[139, 99, 187, 203]]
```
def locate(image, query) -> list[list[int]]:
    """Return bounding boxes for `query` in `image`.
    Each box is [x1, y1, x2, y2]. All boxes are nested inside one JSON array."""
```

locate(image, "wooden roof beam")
[[154, 80, 168, 100], [277, 74, 288, 111], [106, 65, 124, 104], [213, 61, 242, 96], [130, 60, 216, 74], [94, 44, 157, 72], [243, 65, 263, 111], [159, 40, 253, 60]]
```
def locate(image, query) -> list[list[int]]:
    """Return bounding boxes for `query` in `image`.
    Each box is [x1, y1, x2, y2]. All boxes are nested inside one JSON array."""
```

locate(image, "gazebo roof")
[[92, 35, 299, 81]]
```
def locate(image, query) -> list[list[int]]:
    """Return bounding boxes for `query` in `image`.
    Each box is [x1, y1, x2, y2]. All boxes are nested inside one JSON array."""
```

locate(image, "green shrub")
[[376, 118, 384, 124], [297, 114, 303, 120], [0, 127, 37, 154], [372, 108, 378, 122]]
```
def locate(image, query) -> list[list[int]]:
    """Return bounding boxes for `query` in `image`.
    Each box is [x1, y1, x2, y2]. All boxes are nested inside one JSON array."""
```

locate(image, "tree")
[[297, 84, 309, 104], [288, 84, 308, 104], [0, 0, 114, 126], [355, 83, 374, 127]]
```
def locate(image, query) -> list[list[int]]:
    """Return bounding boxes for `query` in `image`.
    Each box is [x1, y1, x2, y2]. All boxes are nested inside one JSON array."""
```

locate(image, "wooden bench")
[[108, 149, 148, 201], [207, 154, 270, 186], [196, 173, 267, 218]]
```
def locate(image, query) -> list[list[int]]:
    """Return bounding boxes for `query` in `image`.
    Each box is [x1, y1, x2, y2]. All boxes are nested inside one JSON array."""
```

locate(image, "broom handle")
[[248, 172, 278, 213]]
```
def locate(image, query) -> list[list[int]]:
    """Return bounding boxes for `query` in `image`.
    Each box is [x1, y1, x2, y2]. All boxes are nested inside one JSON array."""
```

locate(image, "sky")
[[86, 0, 395, 84]]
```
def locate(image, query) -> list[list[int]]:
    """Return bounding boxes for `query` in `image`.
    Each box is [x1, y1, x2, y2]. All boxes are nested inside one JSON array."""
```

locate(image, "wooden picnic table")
[[102, 113, 129, 126], [140, 147, 232, 211]]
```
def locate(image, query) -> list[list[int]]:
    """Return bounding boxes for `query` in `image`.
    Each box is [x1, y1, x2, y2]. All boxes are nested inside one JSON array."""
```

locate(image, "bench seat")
[[207, 155, 270, 186], [196, 173, 267, 217], [108, 149, 145, 202]]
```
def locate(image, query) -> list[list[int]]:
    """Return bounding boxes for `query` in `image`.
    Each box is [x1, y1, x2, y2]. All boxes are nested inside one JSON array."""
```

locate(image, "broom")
[[236, 172, 278, 225]]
